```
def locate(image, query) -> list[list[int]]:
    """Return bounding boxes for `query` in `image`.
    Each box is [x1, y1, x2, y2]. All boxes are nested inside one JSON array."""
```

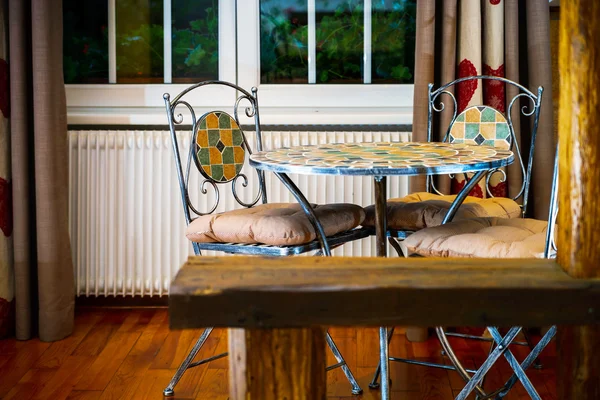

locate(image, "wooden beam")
[[169, 256, 600, 329], [557, 0, 600, 398], [228, 327, 326, 400]]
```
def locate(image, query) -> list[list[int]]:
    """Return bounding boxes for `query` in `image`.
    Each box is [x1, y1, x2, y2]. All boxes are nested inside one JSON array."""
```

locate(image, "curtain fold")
[[5, 0, 74, 342], [411, 0, 556, 220], [0, 0, 14, 339]]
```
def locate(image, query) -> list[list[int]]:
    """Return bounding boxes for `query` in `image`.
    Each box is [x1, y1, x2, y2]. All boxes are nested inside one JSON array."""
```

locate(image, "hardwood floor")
[[0, 308, 556, 400]]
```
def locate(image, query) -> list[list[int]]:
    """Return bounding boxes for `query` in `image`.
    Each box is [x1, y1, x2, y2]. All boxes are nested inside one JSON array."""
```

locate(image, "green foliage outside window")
[[260, 0, 416, 84], [64, 0, 218, 84], [64, 0, 414, 84]]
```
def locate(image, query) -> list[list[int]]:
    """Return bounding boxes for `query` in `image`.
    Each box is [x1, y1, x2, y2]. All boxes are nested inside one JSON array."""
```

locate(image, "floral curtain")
[[411, 0, 556, 219]]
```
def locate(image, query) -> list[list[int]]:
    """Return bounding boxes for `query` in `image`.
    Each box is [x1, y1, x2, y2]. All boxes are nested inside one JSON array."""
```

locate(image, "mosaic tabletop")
[[249, 142, 514, 176]]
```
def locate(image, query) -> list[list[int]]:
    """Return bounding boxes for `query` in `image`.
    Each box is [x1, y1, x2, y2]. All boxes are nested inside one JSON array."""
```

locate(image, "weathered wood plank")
[[168, 256, 600, 329], [228, 327, 326, 400], [557, 0, 600, 398]]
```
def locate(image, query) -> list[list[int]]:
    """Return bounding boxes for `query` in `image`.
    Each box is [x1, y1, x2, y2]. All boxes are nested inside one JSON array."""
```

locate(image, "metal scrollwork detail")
[[171, 100, 196, 126], [508, 92, 537, 118], [232, 171, 262, 208], [506, 94, 537, 202], [234, 95, 257, 154], [485, 168, 507, 198], [187, 179, 220, 216], [431, 90, 457, 117]]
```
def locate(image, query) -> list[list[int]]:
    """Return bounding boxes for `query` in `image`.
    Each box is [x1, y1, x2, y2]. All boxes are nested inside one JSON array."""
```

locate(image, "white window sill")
[[66, 83, 414, 125]]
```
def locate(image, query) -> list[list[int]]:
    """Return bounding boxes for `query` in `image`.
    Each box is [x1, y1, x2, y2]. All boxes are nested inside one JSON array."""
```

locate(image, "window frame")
[[65, 0, 415, 125]]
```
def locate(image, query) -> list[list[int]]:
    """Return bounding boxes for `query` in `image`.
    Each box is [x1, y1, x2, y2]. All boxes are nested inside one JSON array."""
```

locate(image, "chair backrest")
[[163, 81, 267, 226], [425, 75, 544, 216]]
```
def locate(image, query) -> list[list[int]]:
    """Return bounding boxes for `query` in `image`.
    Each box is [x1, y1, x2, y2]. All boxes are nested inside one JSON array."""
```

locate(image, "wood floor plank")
[[98, 312, 171, 400], [128, 309, 169, 357], [0, 338, 19, 355], [72, 311, 129, 357], [140, 370, 188, 400], [66, 390, 103, 399], [206, 328, 228, 370], [0, 309, 557, 399], [34, 311, 105, 369], [31, 355, 95, 400], [0, 340, 51, 397], [73, 331, 141, 391], [356, 327, 380, 368], [195, 368, 228, 399], [3, 369, 55, 400], [389, 329, 411, 359], [149, 327, 202, 370], [328, 327, 358, 338], [0, 354, 10, 368], [417, 357, 454, 400]]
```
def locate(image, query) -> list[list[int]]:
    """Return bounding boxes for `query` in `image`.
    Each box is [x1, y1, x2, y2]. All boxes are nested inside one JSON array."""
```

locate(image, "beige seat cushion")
[[363, 192, 522, 231], [186, 202, 365, 246], [403, 217, 549, 258]]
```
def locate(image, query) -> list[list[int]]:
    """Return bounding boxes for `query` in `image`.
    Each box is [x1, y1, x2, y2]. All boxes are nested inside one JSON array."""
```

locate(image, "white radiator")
[[68, 129, 411, 296]]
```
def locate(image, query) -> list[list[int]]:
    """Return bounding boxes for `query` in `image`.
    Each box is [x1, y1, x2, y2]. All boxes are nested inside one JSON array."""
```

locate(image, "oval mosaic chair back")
[[447, 106, 510, 150], [193, 111, 246, 183]]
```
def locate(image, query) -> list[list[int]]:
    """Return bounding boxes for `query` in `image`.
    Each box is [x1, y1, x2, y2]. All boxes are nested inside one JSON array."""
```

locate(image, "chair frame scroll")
[[426, 75, 544, 217]]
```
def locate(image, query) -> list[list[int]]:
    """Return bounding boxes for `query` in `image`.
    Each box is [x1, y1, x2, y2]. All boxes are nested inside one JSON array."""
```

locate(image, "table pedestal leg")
[[228, 327, 327, 400], [374, 176, 387, 258], [374, 176, 390, 400]]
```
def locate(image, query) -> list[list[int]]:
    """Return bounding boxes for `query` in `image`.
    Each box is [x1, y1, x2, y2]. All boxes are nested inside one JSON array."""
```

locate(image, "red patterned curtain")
[[0, 1, 14, 339], [452, 0, 506, 197], [411, 0, 556, 219]]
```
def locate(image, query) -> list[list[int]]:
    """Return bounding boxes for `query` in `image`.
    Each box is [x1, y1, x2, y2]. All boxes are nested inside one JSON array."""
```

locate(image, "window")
[[259, 0, 415, 84], [64, 0, 415, 125]]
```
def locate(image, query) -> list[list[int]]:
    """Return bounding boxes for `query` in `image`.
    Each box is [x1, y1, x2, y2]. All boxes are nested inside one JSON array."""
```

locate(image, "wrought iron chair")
[[373, 149, 559, 400], [162, 80, 368, 396], [362, 75, 544, 257]]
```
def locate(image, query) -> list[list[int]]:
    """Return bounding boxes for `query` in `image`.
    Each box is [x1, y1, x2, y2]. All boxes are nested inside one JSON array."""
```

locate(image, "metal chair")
[[162, 80, 368, 396], [374, 149, 560, 400], [363, 75, 544, 257]]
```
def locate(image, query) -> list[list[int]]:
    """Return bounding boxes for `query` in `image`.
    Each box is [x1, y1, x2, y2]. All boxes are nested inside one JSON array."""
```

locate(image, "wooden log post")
[[228, 328, 326, 400], [557, 0, 600, 398]]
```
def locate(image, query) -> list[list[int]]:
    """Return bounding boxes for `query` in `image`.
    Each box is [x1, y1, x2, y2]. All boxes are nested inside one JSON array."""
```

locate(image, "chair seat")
[[403, 217, 548, 258], [186, 202, 365, 246], [363, 192, 522, 231]]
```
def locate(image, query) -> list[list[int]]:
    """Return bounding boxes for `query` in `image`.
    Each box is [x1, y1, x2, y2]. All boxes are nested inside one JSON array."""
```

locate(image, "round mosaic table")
[[249, 142, 514, 176], [250, 142, 514, 255], [251, 141, 514, 400]]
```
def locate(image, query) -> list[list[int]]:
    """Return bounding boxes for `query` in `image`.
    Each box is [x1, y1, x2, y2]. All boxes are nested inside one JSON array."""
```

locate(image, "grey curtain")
[[9, 0, 74, 341], [411, 0, 556, 220]]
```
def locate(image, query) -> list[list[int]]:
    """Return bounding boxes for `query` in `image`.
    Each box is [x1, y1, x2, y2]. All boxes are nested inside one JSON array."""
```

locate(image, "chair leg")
[[494, 326, 557, 399], [522, 329, 543, 369], [455, 327, 522, 400], [166, 328, 363, 396], [325, 331, 363, 395], [388, 237, 405, 257], [163, 327, 216, 396], [369, 327, 395, 389], [475, 338, 496, 400]]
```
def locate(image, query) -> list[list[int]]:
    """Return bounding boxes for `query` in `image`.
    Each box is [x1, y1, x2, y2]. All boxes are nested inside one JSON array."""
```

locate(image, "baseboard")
[[75, 295, 168, 308]]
